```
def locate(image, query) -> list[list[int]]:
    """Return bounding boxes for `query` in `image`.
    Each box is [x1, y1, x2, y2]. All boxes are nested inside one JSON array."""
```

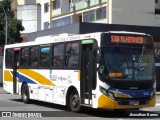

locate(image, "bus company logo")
[[128, 92, 137, 96], [131, 92, 137, 96]]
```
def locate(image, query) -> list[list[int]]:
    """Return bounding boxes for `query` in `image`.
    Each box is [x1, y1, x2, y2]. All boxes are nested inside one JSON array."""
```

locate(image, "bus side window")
[[65, 42, 79, 54], [52, 44, 64, 68], [29, 46, 39, 68], [67, 56, 79, 68], [20, 48, 29, 68], [65, 42, 79, 68], [40, 45, 50, 67], [5, 49, 14, 68]]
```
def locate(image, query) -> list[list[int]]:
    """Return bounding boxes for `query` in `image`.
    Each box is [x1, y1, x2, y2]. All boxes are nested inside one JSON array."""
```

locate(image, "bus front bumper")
[[98, 94, 156, 109]]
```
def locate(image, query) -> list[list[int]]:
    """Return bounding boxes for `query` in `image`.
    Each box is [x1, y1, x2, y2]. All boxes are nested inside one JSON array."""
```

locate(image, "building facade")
[[16, 0, 41, 33], [9, 0, 41, 34], [40, 0, 160, 30]]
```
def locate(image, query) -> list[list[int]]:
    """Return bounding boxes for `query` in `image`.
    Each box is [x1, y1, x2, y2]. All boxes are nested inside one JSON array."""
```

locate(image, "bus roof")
[[4, 31, 151, 49], [106, 31, 148, 36], [4, 32, 96, 49]]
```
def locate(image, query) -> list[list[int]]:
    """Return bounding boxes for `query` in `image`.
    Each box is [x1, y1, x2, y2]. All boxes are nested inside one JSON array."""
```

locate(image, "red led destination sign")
[[111, 35, 144, 44]]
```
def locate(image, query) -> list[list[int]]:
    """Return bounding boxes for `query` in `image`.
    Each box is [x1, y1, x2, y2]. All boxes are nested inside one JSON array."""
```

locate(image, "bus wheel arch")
[[21, 82, 30, 104], [66, 86, 81, 112]]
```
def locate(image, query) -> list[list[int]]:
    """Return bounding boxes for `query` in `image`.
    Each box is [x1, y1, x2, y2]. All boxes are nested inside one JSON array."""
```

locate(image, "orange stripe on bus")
[[18, 69, 55, 86]]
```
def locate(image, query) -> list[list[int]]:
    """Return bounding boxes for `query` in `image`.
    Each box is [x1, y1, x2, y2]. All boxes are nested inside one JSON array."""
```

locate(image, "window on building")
[[65, 42, 79, 68], [52, 44, 64, 68], [52, 16, 71, 28], [83, 10, 95, 22], [40, 45, 50, 68], [96, 7, 106, 20], [44, 22, 49, 29], [20, 47, 29, 68], [62, 17, 71, 25], [29, 46, 39, 68], [155, 0, 158, 3], [44, 3, 49, 13], [53, 0, 60, 10], [52, 19, 61, 28], [5, 49, 14, 68]]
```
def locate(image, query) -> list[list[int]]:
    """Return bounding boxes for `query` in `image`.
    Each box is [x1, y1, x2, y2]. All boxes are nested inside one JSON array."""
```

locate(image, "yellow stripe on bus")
[[18, 69, 55, 86], [78, 70, 80, 81], [4, 70, 13, 82]]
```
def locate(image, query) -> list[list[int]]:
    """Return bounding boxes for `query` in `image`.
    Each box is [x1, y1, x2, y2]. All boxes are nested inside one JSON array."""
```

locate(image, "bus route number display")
[[111, 35, 144, 44]]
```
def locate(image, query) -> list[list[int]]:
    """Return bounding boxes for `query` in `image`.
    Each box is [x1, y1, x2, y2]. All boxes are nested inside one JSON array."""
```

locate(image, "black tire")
[[69, 90, 81, 112], [21, 84, 30, 104]]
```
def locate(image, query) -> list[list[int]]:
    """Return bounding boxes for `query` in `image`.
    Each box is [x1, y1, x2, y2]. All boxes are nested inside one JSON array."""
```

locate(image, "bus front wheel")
[[69, 90, 80, 112], [21, 84, 30, 104]]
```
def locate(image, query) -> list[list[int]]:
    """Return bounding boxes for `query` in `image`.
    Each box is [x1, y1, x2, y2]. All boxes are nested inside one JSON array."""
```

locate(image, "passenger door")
[[81, 40, 95, 105], [13, 48, 20, 94]]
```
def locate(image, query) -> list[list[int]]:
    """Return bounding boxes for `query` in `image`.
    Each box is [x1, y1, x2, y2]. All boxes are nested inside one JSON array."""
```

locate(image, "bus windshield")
[[99, 45, 155, 81]]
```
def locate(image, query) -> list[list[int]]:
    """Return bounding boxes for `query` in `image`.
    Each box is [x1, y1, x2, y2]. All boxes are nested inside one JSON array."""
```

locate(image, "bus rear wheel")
[[21, 84, 30, 104], [69, 90, 80, 112]]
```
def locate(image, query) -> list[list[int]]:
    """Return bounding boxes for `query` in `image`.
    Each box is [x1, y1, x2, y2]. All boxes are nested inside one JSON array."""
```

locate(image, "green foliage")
[[0, 0, 24, 45]]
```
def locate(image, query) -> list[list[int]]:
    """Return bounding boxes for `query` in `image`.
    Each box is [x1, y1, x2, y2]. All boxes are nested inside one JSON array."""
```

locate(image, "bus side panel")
[[3, 69, 14, 94], [38, 69, 54, 102], [52, 70, 80, 105], [17, 69, 39, 100]]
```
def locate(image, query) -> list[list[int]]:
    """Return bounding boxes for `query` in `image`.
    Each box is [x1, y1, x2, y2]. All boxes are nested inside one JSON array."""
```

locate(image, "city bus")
[[3, 31, 156, 112]]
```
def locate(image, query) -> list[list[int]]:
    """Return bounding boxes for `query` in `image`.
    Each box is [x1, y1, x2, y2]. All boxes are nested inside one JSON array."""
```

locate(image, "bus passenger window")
[[68, 56, 79, 68], [52, 44, 64, 68], [20, 48, 29, 68], [40, 46, 50, 67], [53, 56, 63, 68], [5, 49, 14, 68], [65, 42, 79, 68], [29, 47, 38, 68], [66, 42, 79, 54]]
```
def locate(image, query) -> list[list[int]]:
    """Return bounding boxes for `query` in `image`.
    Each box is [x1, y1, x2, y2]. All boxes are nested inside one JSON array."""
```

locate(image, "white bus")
[[3, 32, 156, 112]]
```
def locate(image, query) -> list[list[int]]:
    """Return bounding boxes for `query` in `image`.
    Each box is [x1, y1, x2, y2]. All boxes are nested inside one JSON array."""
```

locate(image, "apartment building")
[[6, 0, 41, 34], [41, 0, 160, 30], [16, 0, 41, 33], [41, 0, 107, 29]]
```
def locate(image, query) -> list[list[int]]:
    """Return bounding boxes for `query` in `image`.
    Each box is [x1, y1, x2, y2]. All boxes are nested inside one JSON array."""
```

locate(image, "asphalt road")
[[0, 87, 160, 120]]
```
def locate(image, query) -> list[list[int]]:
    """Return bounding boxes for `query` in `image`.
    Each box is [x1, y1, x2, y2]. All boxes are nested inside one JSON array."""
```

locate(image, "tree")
[[0, 0, 24, 45]]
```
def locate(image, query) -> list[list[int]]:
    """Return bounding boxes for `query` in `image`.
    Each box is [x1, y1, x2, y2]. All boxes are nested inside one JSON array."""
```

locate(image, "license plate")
[[129, 101, 139, 105]]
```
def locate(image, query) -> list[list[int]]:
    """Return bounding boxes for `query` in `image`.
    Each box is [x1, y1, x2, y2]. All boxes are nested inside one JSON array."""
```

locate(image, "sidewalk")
[[0, 86, 7, 94]]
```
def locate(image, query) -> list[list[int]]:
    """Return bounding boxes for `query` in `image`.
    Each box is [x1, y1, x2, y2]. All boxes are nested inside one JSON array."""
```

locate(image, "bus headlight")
[[100, 86, 115, 99]]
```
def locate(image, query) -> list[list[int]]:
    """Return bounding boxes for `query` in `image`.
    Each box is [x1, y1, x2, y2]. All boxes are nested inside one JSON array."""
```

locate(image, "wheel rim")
[[23, 89, 27, 101], [71, 93, 79, 109]]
